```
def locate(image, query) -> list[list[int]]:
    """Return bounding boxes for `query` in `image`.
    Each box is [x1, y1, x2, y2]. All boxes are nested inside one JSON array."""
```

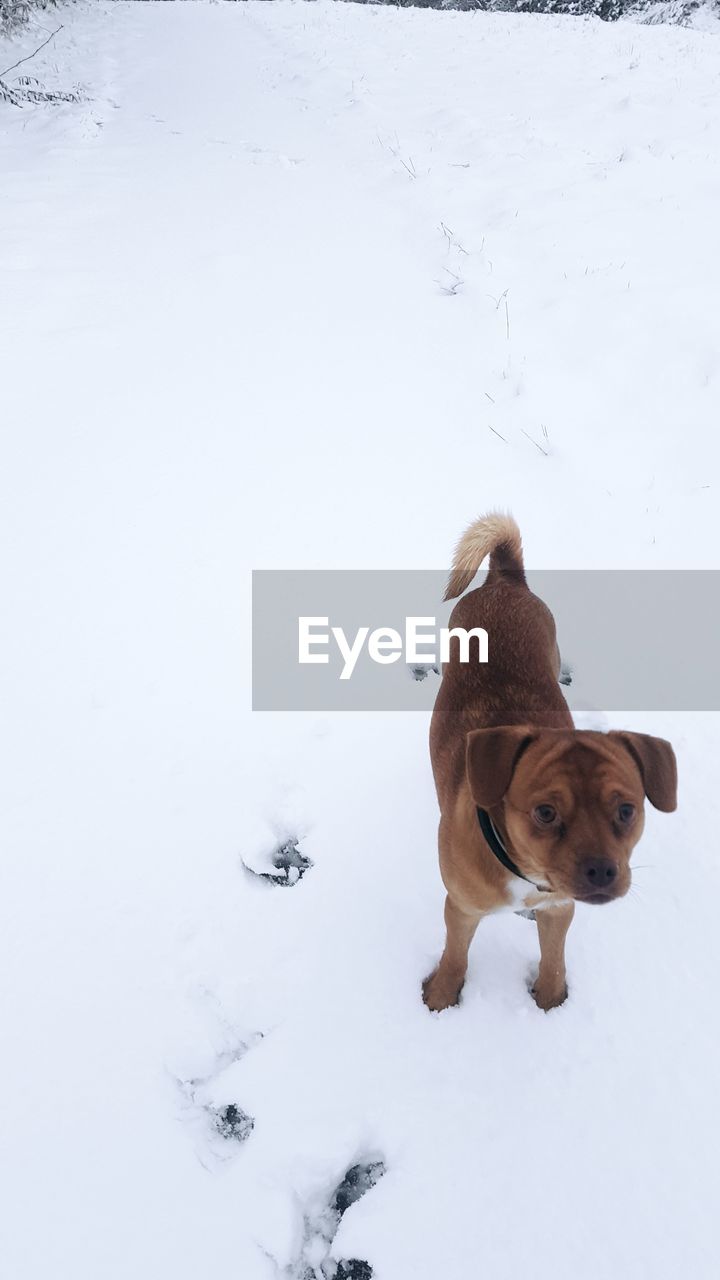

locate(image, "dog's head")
[[466, 728, 677, 903]]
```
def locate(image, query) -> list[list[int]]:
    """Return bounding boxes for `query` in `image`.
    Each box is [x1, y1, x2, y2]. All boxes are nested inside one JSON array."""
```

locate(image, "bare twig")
[[0, 24, 63, 80], [487, 425, 508, 443], [487, 288, 510, 337], [380, 132, 417, 180], [436, 266, 463, 296], [440, 222, 468, 255], [522, 429, 549, 457]]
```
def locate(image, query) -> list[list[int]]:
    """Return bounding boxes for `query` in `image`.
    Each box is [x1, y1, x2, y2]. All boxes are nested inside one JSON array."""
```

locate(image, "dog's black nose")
[[580, 857, 617, 891]]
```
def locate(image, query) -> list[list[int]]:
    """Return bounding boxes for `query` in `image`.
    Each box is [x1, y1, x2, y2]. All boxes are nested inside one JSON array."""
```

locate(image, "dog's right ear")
[[466, 726, 536, 809]]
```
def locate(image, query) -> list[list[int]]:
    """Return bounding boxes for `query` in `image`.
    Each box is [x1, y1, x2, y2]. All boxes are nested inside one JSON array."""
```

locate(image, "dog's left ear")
[[609, 732, 678, 812]]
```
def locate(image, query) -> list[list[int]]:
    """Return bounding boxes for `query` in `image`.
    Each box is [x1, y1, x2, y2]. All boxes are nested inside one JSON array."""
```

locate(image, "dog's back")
[[430, 514, 572, 806]]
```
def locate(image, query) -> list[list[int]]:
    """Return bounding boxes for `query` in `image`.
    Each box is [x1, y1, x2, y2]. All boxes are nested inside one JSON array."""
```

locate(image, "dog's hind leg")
[[532, 902, 575, 1011], [422, 896, 483, 1012]]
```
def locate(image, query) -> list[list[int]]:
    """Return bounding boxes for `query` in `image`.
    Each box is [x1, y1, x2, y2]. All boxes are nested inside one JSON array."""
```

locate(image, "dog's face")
[[466, 728, 677, 903]]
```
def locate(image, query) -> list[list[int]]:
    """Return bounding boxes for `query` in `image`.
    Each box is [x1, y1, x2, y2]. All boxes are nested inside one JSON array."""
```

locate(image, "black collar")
[[476, 807, 548, 892]]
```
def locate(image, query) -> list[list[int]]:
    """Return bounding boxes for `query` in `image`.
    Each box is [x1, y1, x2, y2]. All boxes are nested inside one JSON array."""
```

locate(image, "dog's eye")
[[618, 803, 636, 823], [533, 804, 557, 826]]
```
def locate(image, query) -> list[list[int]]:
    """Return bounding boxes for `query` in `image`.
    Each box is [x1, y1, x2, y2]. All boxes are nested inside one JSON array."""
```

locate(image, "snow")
[[2, 2, 720, 1277]]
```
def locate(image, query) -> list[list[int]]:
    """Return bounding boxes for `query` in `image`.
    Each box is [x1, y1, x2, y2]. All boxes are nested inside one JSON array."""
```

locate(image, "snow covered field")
[[2, 2, 720, 1277]]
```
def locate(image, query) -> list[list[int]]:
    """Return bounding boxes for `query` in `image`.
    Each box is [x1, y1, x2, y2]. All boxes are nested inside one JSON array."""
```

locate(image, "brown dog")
[[423, 514, 677, 1013]]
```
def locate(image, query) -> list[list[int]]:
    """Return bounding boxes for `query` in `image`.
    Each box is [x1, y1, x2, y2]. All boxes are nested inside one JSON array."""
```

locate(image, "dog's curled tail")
[[444, 512, 525, 601]]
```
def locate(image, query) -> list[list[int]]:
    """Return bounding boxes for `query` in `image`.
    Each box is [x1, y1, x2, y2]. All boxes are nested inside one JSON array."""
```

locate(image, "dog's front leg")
[[532, 902, 575, 1011], [423, 895, 483, 1012]]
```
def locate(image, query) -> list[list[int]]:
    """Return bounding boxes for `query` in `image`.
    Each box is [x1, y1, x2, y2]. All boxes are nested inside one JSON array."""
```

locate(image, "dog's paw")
[[531, 980, 568, 1012], [422, 971, 463, 1012]]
